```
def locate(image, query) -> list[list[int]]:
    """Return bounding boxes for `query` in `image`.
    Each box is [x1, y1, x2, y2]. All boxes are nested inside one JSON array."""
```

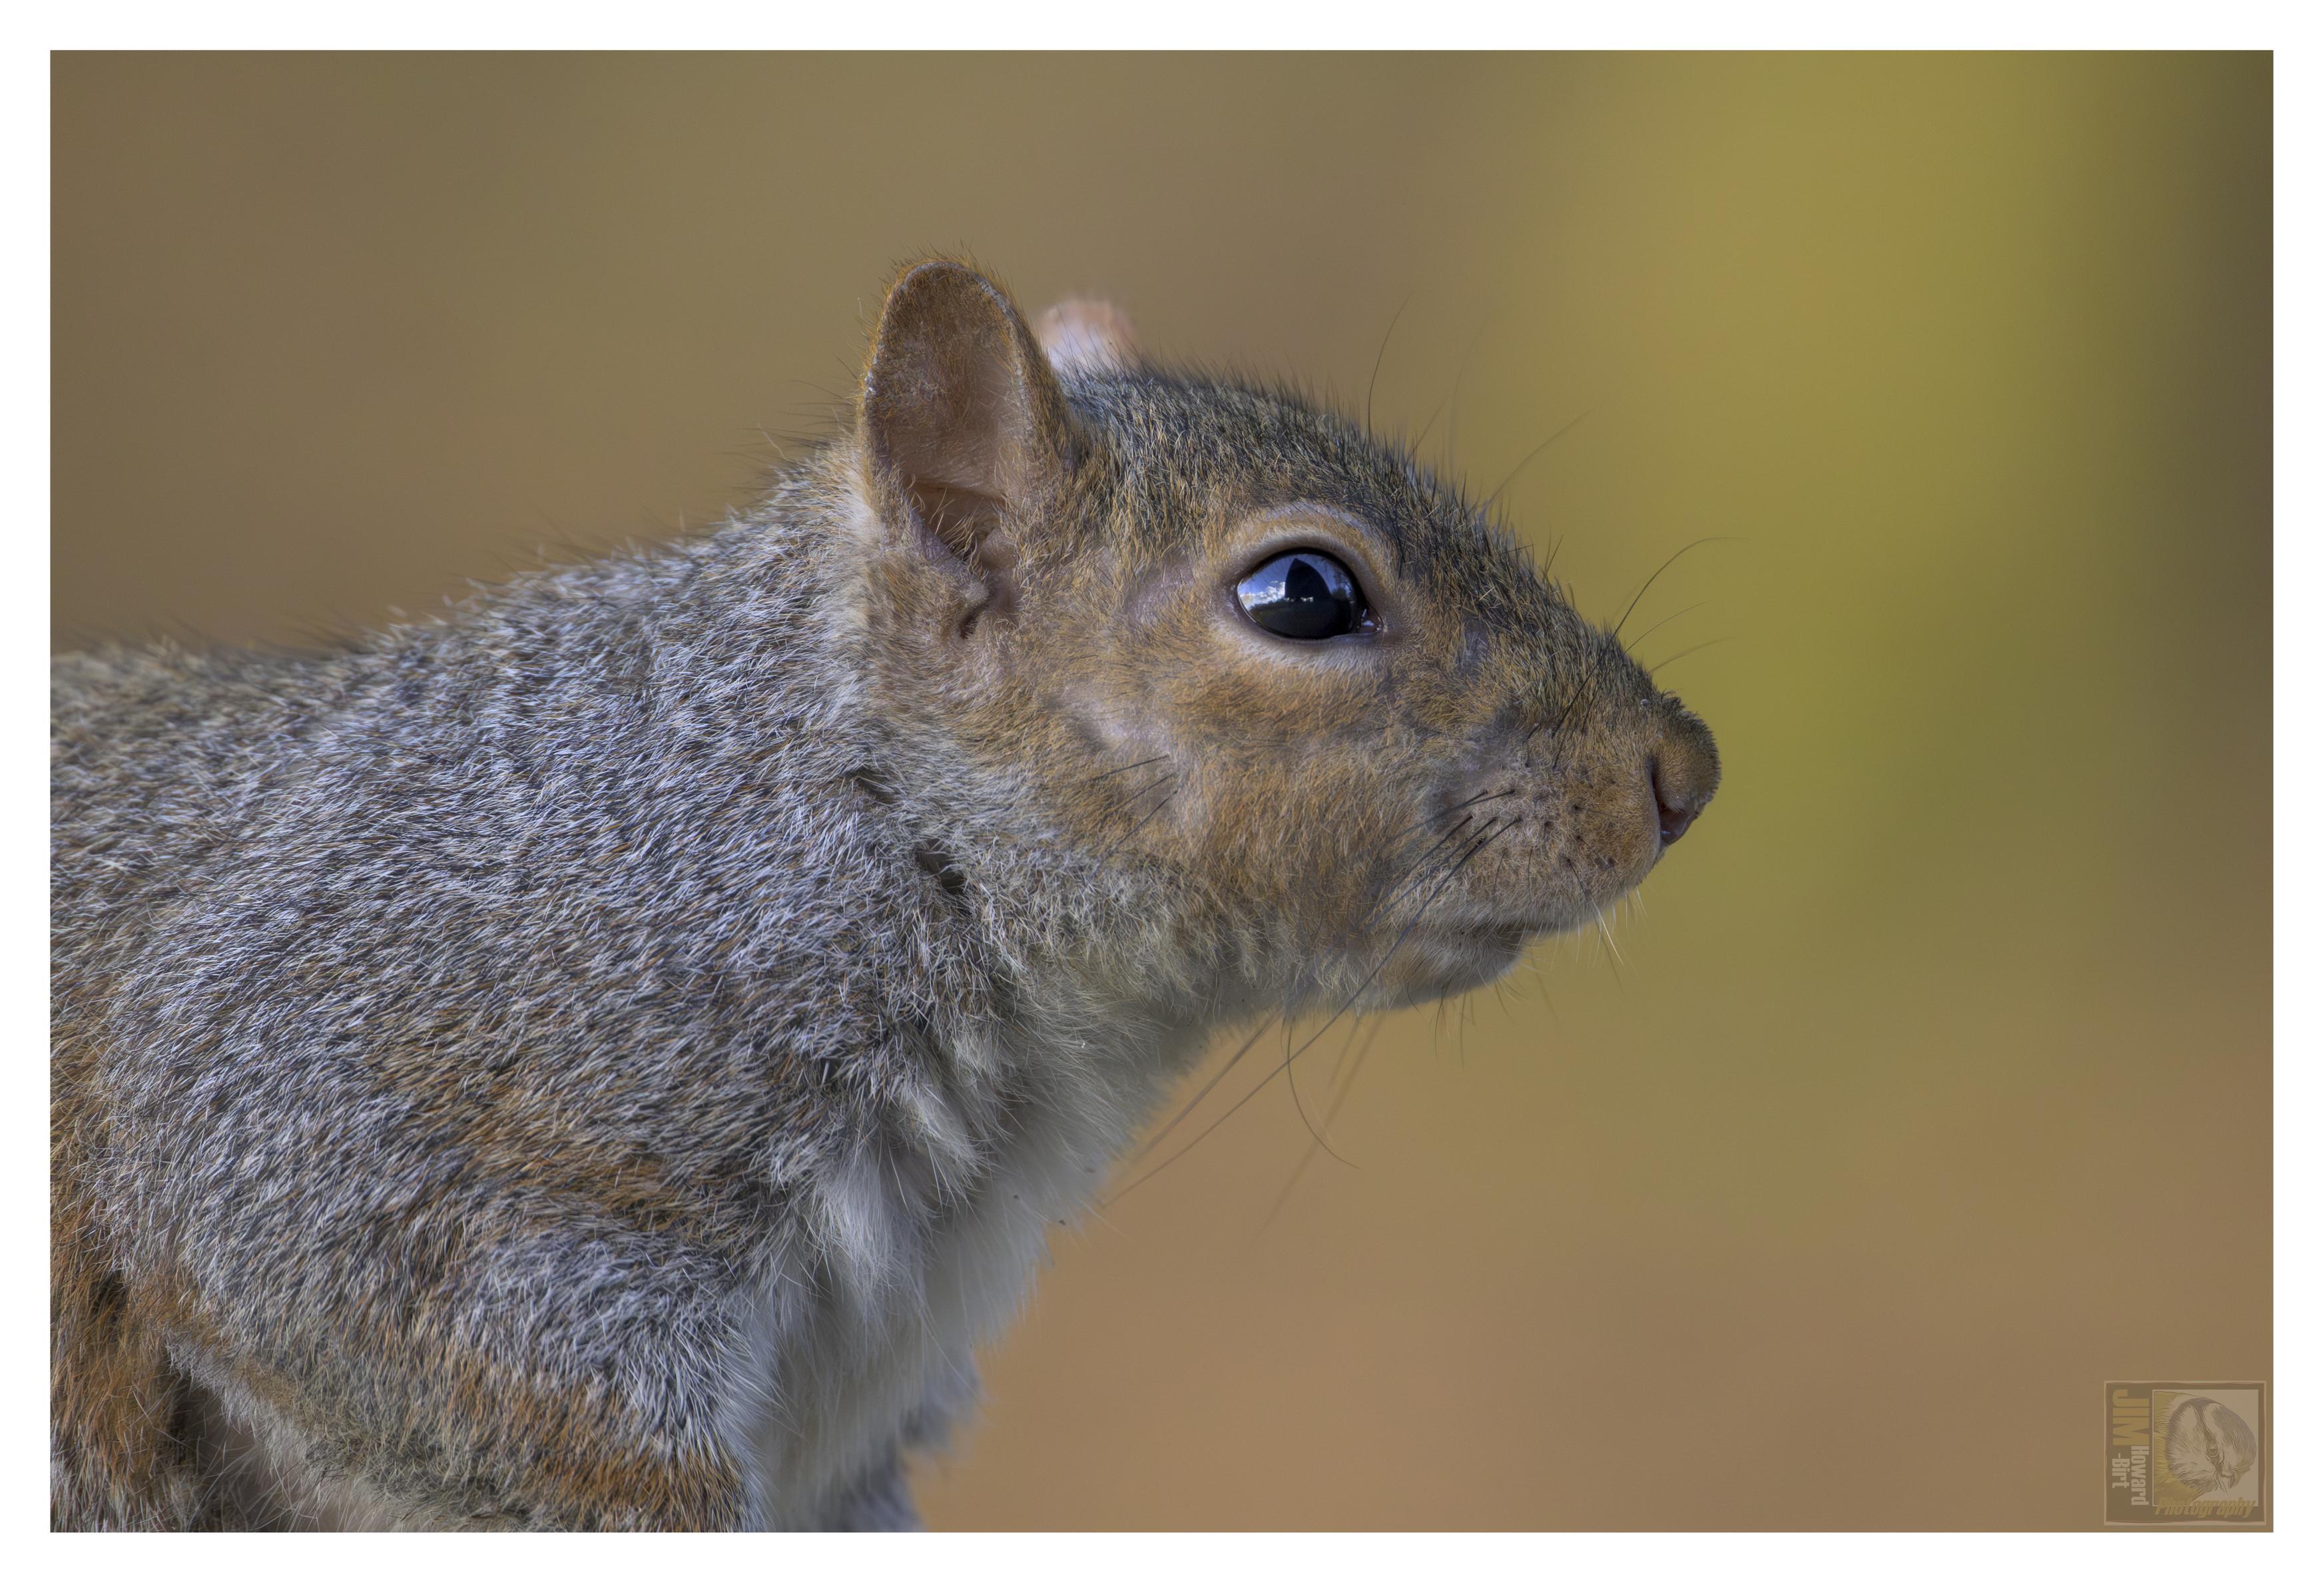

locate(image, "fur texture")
[[51, 260, 1718, 1529]]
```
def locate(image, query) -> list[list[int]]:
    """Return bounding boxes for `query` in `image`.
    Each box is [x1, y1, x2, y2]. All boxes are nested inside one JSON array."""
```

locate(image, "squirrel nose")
[[1647, 710, 1720, 850]]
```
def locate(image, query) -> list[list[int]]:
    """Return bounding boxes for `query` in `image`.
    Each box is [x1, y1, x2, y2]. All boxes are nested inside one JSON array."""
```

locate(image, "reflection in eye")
[[1235, 551, 1372, 640]]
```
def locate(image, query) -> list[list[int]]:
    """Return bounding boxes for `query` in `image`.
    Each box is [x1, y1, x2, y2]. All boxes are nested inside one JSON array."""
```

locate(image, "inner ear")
[[908, 484, 1019, 624], [860, 261, 1074, 630]]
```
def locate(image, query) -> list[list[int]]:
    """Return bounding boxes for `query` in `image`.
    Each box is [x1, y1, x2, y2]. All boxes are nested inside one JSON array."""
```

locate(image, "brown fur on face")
[[848, 261, 1720, 1013]]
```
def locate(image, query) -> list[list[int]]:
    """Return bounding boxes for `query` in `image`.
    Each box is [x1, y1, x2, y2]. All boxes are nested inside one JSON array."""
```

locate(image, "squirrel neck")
[[353, 450, 1270, 1068]]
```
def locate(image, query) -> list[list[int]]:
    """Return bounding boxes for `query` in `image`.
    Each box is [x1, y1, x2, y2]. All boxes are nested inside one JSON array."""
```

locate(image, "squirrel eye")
[[1235, 550, 1372, 641]]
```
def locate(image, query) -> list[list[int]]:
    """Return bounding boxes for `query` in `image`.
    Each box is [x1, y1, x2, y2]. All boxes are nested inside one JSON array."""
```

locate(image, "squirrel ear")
[[1035, 298, 1140, 378], [859, 261, 1076, 604]]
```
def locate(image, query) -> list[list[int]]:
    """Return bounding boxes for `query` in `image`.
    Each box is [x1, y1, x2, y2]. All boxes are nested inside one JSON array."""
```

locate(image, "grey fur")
[[51, 263, 1718, 1530]]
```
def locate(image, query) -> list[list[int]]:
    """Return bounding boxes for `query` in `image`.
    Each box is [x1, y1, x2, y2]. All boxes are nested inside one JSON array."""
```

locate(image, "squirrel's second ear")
[[858, 261, 1077, 601], [1036, 299, 1139, 377]]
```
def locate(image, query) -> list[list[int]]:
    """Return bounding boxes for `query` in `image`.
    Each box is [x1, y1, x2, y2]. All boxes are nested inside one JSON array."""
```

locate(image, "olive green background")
[[52, 54, 2271, 1529]]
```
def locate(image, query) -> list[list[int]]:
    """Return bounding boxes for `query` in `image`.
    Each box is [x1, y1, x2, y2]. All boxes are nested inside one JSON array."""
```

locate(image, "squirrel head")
[[840, 259, 1719, 1012]]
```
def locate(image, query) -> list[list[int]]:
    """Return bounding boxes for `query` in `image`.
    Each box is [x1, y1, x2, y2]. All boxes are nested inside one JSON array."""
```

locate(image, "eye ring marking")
[[1234, 549, 1376, 641]]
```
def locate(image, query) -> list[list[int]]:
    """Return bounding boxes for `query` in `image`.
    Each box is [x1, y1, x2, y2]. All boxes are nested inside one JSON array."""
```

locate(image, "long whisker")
[[1364, 293, 1412, 436], [1324, 1006, 1376, 1096], [1481, 410, 1589, 513], [1366, 796, 1529, 928], [1107, 817, 1518, 1205], [1592, 902, 1625, 987], [1123, 1014, 1281, 1167], [1095, 781, 1177, 866], [1140, 798, 1470, 1172], [1280, 1015, 1351, 1167], [1080, 755, 1171, 786], [1097, 767, 1175, 819], [1613, 536, 1738, 643], [1363, 814, 1477, 927], [1359, 794, 1514, 944], [1410, 396, 1446, 455], [1647, 635, 1737, 676], [1548, 657, 1601, 741], [1621, 600, 1707, 653], [1275, 814, 1518, 1076], [1251, 1015, 1386, 1242], [1112, 788, 1500, 1172], [1341, 1017, 1388, 1102], [1379, 787, 1517, 848]]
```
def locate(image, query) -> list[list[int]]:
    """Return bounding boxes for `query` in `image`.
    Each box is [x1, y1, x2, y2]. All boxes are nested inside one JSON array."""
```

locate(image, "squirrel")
[[51, 260, 1719, 1530]]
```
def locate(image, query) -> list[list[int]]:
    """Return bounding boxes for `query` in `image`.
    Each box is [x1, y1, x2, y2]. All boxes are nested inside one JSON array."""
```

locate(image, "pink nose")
[[1653, 768, 1700, 846], [1647, 711, 1720, 850]]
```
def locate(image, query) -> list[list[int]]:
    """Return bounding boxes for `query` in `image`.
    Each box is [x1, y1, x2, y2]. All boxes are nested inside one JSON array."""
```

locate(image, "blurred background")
[[52, 54, 2269, 1529]]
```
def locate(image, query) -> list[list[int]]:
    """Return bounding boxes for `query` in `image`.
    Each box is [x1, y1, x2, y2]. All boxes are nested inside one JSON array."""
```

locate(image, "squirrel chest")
[[740, 1012, 1197, 1526]]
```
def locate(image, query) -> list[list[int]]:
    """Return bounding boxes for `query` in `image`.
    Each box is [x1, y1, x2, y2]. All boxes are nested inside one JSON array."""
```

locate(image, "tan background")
[[53, 54, 2270, 1529]]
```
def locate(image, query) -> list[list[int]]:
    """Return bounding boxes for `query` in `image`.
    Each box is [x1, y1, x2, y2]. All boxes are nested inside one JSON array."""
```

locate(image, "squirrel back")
[[51, 260, 1718, 1528]]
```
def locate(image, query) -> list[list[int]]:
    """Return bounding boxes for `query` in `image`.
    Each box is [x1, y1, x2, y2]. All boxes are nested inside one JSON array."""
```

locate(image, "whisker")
[[1481, 410, 1589, 513], [1094, 767, 1175, 824], [1280, 1008, 1351, 1168], [1109, 779, 1493, 1171], [1362, 814, 1478, 928], [1592, 902, 1626, 981], [1647, 635, 1737, 675], [1612, 536, 1738, 643], [1364, 293, 1412, 436], [1324, 1005, 1376, 1096], [1123, 1014, 1280, 1167], [1107, 816, 1519, 1205], [1622, 600, 1707, 653], [1095, 782, 1178, 866], [1251, 1014, 1386, 1243], [1379, 787, 1517, 848], [1409, 396, 1446, 455], [1080, 755, 1171, 786]]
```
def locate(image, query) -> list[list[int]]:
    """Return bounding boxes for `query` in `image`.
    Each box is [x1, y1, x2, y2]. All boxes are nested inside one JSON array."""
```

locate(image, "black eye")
[[1235, 550, 1372, 641]]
